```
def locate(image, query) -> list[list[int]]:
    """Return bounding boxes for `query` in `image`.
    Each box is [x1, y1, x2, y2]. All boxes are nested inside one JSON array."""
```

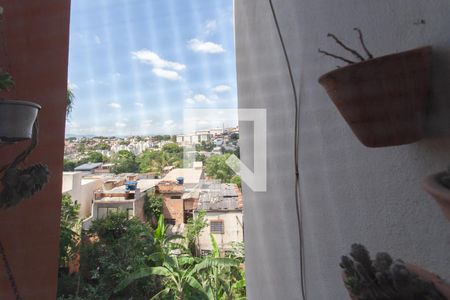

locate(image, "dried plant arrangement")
[[340, 244, 448, 300]]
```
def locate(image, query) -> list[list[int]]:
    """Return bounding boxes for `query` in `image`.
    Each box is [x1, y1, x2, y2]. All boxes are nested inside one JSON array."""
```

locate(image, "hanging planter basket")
[[317, 29, 432, 147], [423, 171, 450, 221], [0, 100, 41, 143]]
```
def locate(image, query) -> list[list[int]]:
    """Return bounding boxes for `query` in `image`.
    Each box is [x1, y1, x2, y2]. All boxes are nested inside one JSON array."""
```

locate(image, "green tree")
[[63, 159, 77, 171], [94, 143, 111, 151], [205, 154, 235, 183], [195, 141, 215, 152], [185, 210, 208, 256], [144, 192, 163, 226], [111, 150, 139, 174], [59, 194, 80, 269], [78, 213, 159, 299], [162, 143, 183, 157], [195, 153, 207, 164], [137, 150, 182, 175], [230, 176, 241, 189], [66, 87, 75, 118], [78, 151, 106, 165]]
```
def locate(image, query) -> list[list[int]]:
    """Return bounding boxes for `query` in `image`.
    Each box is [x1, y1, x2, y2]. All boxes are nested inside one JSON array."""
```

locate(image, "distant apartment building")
[[176, 131, 212, 146], [81, 178, 161, 230]]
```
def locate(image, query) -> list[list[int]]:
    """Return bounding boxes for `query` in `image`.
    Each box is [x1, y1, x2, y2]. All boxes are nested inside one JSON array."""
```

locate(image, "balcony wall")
[[0, 0, 70, 298], [235, 0, 450, 299]]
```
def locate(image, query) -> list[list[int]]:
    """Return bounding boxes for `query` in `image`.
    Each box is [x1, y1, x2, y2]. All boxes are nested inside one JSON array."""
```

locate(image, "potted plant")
[[423, 167, 450, 221], [0, 73, 42, 142], [340, 243, 450, 299], [318, 28, 432, 147], [0, 73, 50, 208]]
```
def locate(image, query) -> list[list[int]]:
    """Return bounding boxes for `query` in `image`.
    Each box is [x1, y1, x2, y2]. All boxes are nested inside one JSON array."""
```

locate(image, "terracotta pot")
[[318, 46, 432, 147], [0, 100, 41, 142], [423, 172, 450, 221]]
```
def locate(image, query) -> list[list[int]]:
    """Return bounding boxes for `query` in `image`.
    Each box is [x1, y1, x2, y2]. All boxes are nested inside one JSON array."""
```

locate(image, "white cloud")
[[185, 94, 215, 105], [134, 102, 144, 107], [94, 35, 101, 44], [187, 39, 225, 54], [131, 50, 185, 71], [132, 50, 185, 80], [204, 20, 217, 35], [142, 120, 153, 128], [213, 85, 231, 93], [109, 102, 121, 109], [152, 68, 181, 81], [115, 122, 127, 128]]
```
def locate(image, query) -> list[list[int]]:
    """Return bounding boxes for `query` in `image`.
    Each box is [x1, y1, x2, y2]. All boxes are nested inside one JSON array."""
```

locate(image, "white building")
[[81, 179, 161, 230], [194, 183, 243, 252], [62, 172, 103, 218]]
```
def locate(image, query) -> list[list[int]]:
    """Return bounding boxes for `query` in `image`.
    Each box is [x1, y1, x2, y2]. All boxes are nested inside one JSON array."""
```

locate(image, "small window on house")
[[210, 220, 224, 234], [165, 218, 176, 225], [127, 208, 133, 218], [171, 195, 181, 199]]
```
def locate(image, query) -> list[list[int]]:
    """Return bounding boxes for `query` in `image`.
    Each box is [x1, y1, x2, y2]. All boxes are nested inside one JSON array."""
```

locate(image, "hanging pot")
[[0, 100, 41, 142], [318, 46, 432, 147], [423, 171, 450, 221]]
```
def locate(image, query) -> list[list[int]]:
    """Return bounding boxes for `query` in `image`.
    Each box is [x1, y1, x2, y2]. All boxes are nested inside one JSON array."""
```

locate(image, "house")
[[156, 180, 185, 225], [194, 182, 244, 253], [62, 172, 103, 218], [81, 179, 161, 230]]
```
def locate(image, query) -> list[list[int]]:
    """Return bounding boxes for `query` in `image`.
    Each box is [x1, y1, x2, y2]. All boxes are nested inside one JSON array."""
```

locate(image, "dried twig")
[[353, 28, 373, 59], [318, 48, 355, 64], [327, 33, 365, 62]]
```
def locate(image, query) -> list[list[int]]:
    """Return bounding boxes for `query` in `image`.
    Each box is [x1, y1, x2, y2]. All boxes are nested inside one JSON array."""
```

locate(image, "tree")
[[77, 213, 160, 299], [185, 210, 208, 256], [59, 194, 80, 269], [111, 150, 139, 174], [94, 143, 110, 151], [137, 149, 181, 175], [204, 154, 235, 183], [63, 159, 77, 171], [144, 192, 163, 226], [195, 153, 207, 164], [162, 143, 183, 158], [195, 141, 214, 152], [230, 175, 241, 189], [78, 151, 106, 165], [66, 87, 75, 118]]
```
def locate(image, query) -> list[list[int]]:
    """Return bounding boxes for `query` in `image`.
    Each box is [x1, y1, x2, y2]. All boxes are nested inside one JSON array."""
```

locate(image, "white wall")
[[62, 172, 102, 218], [235, 0, 450, 299], [197, 211, 244, 251]]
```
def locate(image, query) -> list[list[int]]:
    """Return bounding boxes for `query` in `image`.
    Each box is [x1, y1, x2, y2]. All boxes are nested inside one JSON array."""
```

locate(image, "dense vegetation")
[[57, 209, 246, 299]]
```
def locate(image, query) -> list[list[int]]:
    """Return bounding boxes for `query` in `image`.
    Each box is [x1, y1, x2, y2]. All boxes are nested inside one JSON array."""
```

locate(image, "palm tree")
[[66, 87, 75, 118]]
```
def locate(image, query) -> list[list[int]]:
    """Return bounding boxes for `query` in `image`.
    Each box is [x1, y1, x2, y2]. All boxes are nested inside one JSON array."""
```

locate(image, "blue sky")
[[66, 0, 237, 136]]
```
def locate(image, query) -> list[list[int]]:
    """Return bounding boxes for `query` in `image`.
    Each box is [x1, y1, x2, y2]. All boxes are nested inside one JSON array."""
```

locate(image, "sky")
[[66, 0, 238, 136]]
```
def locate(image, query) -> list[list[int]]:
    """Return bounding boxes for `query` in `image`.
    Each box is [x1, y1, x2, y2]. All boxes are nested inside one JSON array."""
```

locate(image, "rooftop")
[[162, 168, 203, 186], [196, 183, 243, 211], [74, 162, 103, 171]]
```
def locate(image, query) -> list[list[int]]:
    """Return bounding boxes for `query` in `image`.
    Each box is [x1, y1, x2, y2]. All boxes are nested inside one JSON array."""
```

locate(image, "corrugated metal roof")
[[74, 162, 103, 171]]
